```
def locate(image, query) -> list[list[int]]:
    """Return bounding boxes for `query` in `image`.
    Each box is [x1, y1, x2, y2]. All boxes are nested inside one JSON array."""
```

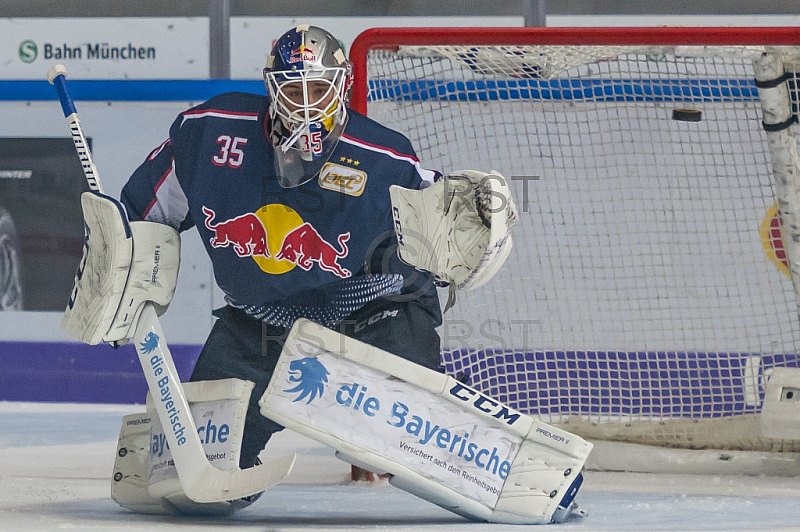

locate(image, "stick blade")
[[183, 453, 296, 503]]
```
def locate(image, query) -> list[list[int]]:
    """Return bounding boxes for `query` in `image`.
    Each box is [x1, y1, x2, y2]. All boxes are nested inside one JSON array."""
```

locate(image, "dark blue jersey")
[[121, 92, 441, 327]]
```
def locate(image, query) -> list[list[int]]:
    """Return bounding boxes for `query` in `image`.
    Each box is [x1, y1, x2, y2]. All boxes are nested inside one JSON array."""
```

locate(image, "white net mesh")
[[365, 42, 800, 451]]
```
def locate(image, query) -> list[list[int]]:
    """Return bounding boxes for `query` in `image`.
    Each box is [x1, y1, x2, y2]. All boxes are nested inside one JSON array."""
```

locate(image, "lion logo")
[[139, 332, 160, 354], [284, 357, 330, 404]]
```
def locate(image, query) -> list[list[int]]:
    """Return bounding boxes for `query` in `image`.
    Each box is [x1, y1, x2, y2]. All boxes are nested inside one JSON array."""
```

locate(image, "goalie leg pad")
[[259, 319, 592, 525], [112, 412, 180, 515], [112, 378, 266, 515]]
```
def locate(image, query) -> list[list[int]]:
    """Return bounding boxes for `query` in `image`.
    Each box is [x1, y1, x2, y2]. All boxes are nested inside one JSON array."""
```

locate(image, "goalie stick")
[[47, 64, 294, 503]]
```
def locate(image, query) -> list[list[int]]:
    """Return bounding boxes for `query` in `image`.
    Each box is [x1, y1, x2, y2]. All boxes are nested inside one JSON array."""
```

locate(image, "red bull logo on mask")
[[289, 44, 316, 64], [202, 204, 351, 278]]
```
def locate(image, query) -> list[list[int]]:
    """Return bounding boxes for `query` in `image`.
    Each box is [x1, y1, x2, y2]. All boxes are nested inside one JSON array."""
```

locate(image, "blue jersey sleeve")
[[398, 136, 441, 190], [120, 116, 194, 231]]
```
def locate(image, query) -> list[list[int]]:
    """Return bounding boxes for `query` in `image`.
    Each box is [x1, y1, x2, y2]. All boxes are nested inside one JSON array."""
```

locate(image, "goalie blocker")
[[61, 191, 180, 345], [260, 319, 592, 524]]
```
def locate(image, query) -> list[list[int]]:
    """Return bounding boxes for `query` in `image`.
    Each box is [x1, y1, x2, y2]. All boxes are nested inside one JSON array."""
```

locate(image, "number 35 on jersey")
[[213, 135, 248, 168]]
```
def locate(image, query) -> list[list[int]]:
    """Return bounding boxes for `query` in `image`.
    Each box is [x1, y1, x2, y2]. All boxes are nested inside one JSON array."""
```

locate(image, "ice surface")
[[1, 401, 799, 531]]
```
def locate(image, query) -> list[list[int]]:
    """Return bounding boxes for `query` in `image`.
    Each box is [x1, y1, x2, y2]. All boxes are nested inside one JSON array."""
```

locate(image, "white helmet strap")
[[281, 122, 308, 155]]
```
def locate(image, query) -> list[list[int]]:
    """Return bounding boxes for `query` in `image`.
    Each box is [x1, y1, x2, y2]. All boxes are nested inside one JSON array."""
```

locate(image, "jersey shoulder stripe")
[[340, 133, 436, 187], [181, 109, 259, 121], [340, 133, 418, 164], [177, 92, 267, 126]]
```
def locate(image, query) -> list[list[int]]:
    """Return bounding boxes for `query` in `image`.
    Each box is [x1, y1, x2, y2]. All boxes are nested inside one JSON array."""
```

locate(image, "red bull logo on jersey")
[[201, 204, 351, 278], [202, 206, 270, 258], [275, 222, 351, 278]]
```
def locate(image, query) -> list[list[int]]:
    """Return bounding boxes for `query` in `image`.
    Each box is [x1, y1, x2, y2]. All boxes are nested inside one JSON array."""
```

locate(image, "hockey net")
[[351, 27, 800, 455]]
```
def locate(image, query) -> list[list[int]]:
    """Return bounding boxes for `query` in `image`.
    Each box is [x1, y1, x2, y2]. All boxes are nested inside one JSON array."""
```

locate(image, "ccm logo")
[[392, 206, 404, 245], [449, 382, 521, 426]]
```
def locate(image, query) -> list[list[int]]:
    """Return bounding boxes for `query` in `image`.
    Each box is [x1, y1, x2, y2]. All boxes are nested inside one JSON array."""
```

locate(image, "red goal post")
[[346, 26, 800, 472]]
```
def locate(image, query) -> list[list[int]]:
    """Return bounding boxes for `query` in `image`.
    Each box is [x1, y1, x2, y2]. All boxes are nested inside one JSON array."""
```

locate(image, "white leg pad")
[[259, 319, 593, 524], [112, 412, 179, 515], [760, 367, 800, 440], [112, 378, 273, 515]]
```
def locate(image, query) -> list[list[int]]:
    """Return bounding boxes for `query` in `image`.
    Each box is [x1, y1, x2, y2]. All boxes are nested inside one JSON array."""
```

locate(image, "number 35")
[[213, 135, 248, 168]]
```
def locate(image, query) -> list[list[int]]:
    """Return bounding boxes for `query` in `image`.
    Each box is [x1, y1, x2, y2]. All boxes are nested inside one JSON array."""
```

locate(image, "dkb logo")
[[18, 40, 37, 63]]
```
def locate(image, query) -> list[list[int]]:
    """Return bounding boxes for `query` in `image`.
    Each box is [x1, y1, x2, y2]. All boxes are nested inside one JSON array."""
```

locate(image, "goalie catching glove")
[[390, 170, 518, 303], [61, 192, 180, 345]]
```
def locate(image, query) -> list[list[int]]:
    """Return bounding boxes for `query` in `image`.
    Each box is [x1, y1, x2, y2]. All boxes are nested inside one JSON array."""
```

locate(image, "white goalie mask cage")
[[263, 25, 353, 188]]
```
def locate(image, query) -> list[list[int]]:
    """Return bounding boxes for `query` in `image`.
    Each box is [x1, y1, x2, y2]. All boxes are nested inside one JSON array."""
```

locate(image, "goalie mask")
[[264, 25, 352, 188]]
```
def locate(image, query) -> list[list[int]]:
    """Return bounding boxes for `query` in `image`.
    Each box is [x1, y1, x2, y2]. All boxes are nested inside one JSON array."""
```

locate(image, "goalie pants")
[[189, 297, 442, 468]]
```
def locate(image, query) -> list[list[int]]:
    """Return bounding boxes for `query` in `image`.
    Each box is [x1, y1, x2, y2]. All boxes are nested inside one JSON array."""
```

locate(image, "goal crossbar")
[[350, 26, 800, 113]]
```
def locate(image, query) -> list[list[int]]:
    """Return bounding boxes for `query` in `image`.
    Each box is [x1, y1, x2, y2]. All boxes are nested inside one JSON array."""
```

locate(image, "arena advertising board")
[[1, 16, 522, 80], [1, 18, 208, 79], [0, 138, 89, 311]]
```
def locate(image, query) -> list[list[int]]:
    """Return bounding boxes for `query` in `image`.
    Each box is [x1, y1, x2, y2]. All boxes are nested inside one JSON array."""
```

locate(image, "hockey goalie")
[[58, 24, 591, 524]]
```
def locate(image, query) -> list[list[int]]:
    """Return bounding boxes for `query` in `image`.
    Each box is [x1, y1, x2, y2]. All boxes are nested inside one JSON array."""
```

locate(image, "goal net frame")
[[349, 27, 800, 471]]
